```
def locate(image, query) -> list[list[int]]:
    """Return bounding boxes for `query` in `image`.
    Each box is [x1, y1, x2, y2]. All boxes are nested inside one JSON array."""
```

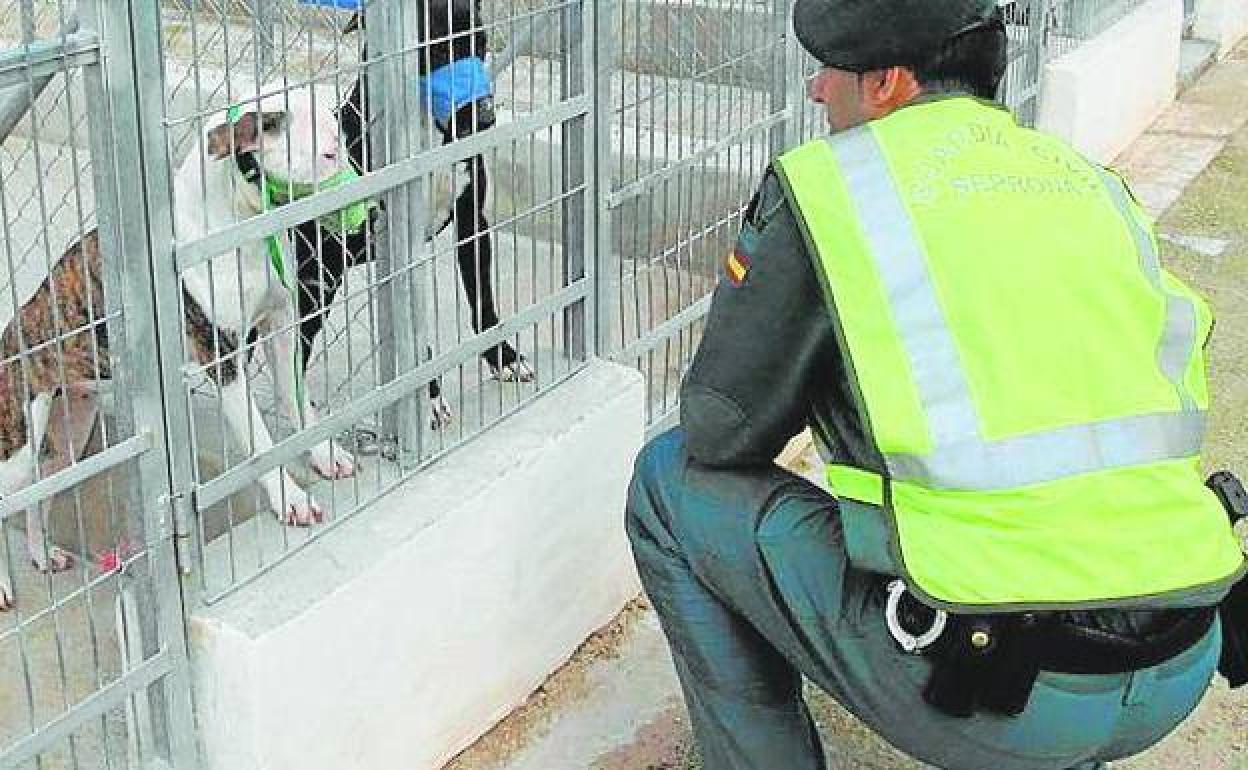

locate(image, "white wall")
[[1193, 0, 1248, 55], [1036, 0, 1184, 163], [190, 360, 646, 770]]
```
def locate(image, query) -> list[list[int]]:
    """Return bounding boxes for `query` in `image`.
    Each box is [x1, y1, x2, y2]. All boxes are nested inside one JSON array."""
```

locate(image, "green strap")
[[253, 170, 307, 411], [224, 103, 309, 412], [223, 102, 376, 414]]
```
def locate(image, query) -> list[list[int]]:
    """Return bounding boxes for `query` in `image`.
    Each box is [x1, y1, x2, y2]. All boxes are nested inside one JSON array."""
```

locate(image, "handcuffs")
[[885, 579, 948, 654]]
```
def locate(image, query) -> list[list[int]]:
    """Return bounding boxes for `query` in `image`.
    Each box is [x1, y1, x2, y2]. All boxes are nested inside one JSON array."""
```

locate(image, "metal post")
[[100, 0, 201, 766], [19, 0, 35, 42], [79, 9, 163, 762], [767, 0, 791, 157], [255, 0, 277, 76], [368, 0, 429, 467], [592, 0, 621, 357], [561, 0, 590, 362], [1025, 0, 1051, 126], [784, 2, 811, 143]]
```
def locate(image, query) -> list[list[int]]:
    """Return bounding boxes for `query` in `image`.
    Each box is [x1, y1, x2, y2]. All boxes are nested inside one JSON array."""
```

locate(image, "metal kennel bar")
[[598, 0, 792, 433], [0, 0, 198, 767]]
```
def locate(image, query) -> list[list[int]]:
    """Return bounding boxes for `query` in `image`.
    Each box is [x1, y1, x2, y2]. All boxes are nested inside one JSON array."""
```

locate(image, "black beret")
[[794, 0, 1001, 72]]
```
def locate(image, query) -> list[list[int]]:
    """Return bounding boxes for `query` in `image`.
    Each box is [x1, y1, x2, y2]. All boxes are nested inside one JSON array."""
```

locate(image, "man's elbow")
[[680, 385, 766, 468]]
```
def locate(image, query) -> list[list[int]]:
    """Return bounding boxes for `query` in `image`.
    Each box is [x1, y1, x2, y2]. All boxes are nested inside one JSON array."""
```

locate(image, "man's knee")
[[634, 427, 685, 478], [625, 428, 687, 548]]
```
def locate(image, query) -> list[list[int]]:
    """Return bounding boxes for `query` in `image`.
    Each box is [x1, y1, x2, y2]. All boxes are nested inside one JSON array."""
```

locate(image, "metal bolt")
[[970, 630, 992, 649]]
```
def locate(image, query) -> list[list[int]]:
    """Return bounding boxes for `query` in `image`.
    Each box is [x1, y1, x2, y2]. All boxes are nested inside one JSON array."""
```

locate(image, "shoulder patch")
[[725, 246, 751, 287], [724, 224, 758, 287]]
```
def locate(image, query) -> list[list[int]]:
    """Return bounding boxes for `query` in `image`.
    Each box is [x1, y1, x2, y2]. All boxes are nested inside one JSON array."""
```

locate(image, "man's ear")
[[861, 67, 922, 114], [206, 110, 286, 159]]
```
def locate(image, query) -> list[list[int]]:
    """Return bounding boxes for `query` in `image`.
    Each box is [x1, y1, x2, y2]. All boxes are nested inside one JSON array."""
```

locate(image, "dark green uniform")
[[625, 94, 1224, 770]]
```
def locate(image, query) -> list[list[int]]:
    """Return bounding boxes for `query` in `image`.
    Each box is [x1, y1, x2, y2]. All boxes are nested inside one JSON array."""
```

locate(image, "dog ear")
[[206, 110, 287, 159], [344, 12, 363, 34], [207, 111, 259, 159]]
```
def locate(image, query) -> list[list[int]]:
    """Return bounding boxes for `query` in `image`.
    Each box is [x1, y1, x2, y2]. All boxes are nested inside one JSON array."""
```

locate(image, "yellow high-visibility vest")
[[775, 97, 1245, 612]]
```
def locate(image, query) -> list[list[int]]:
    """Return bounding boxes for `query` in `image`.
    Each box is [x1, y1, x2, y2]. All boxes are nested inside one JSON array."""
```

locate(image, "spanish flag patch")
[[725, 246, 751, 287]]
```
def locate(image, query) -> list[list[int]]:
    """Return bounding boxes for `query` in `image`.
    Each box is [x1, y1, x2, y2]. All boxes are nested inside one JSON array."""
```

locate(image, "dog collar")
[[225, 103, 372, 235]]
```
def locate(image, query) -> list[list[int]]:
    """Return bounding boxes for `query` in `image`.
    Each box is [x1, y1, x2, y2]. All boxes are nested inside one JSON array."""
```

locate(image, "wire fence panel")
[[0, 1, 196, 768], [145, 0, 593, 602], [607, 0, 1055, 436], [997, 0, 1054, 125], [601, 0, 790, 433]]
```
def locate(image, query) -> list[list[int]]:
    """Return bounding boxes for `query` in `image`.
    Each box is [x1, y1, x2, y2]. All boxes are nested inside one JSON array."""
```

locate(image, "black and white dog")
[[292, 1, 531, 429]]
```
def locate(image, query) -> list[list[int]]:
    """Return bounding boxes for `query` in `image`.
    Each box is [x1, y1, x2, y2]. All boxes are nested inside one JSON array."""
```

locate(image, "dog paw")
[[32, 546, 74, 574], [493, 359, 535, 383], [309, 439, 356, 480], [280, 497, 324, 527], [430, 395, 454, 430], [0, 579, 13, 611], [272, 485, 324, 527]]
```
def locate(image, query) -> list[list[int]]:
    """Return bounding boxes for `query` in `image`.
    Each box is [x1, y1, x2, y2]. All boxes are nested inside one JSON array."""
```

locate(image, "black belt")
[[908, 603, 1216, 718], [1035, 607, 1215, 674]]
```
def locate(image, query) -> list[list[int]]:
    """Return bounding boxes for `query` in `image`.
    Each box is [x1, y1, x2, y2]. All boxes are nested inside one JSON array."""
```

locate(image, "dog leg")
[[454, 156, 533, 382], [1, 393, 56, 609], [218, 378, 323, 526], [25, 388, 96, 575], [0, 448, 36, 610], [261, 312, 355, 481], [0, 438, 39, 610]]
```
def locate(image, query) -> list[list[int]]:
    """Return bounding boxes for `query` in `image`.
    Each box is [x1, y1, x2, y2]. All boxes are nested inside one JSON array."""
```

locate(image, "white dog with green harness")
[[178, 83, 369, 526]]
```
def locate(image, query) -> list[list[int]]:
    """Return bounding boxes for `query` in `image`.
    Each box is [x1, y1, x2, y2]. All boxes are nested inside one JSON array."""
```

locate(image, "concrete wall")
[[1193, 0, 1248, 55], [190, 360, 646, 770], [1036, 0, 1184, 163]]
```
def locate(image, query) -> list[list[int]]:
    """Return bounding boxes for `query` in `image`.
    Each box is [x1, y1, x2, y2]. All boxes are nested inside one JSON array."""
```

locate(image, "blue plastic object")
[[420, 56, 493, 125]]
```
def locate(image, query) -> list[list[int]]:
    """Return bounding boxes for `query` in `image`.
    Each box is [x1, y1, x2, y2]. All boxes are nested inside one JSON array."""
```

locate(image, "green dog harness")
[[223, 103, 374, 407]]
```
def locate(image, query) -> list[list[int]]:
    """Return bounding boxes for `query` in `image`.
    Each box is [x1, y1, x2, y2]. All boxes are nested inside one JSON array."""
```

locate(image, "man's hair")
[[908, 9, 1009, 100]]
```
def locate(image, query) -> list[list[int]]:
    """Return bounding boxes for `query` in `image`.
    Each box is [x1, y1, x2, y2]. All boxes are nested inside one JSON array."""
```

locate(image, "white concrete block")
[[1036, 0, 1183, 163], [1192, 0, 1248, 56], [189, 359, 646, 770]]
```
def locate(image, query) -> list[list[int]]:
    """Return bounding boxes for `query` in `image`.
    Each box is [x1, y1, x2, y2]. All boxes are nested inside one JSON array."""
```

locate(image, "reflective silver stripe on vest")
[[828, 127, 983, 446], [823, 130, 1205, 491], [1095, 168, 1200, 412], [888, 410, 1205, 490]]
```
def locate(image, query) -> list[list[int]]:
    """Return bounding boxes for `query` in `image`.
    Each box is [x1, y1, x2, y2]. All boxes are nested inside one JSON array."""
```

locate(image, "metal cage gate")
[[1, 1, 196, 768]]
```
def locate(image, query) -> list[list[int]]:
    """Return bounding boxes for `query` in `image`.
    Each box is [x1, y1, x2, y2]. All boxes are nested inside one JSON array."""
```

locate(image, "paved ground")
[[442, 41, 1248, 770]]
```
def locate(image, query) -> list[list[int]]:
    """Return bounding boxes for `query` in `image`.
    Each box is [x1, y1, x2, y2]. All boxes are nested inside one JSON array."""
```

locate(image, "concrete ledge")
[[1036, 0, 1183, 163], [1193, 0, 1248, 57], [189, 359, 646, 770]]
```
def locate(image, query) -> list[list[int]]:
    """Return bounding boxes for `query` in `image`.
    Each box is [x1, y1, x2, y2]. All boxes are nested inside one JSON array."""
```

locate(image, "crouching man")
[[625, 1, 1248, 768]]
